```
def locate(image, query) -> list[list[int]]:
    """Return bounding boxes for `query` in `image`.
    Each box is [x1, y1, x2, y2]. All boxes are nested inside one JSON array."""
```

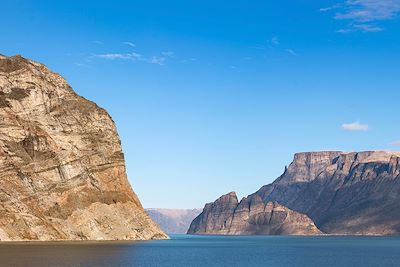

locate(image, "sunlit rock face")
[[188, 192, 322, 235], [190, 151, 400, 236], [0, 55, 167, 241]]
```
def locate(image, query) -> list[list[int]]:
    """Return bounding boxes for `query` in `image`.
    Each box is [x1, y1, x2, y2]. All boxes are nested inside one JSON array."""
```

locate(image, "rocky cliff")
[[189, 151, 400, 235], [0, 54, 167, 241], [188, 192, 321, 235], [146, 208, 202, 234]]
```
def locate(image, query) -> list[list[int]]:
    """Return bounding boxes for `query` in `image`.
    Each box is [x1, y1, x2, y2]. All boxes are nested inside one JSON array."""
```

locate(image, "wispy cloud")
[[353, 23, 384, 31], [337, 23, 384, 33], [335, 0, 400, 22], [341, 121, 369, 131], [93, 40, 103, 44], [146, 56, 167, 65], [336, 28, 354, 33], [320, 4, 342, 12], [95, 52, 142, 60], [270, 36, 279, 45], [122, 41, 136, 47], [322, 0, 400, 32], [285, 49, 297, 56], [94, 51, 173, 65]]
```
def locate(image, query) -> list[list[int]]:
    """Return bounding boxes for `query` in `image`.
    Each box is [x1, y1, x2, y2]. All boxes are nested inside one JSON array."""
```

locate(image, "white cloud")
[[94, 51, 172, 65], [93, 40, 103, 44], [336, 28, 355, 33], [337, 23, 384, 33], [335, 0, 400, 22], [122, 41, 136, 47], [146, 56, 167, 65], [322, 0, 400, 32], [341, 121, 369, 131], [320, 4, 341, 12], [353, 23, 384, 31], [271, 36, 279, 45], [94, 52, 142, 60], [285, 49, 297, 56], [390, 140, 400, 146]]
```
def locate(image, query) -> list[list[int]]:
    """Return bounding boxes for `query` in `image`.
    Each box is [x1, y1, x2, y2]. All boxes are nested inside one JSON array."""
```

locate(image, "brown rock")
[[256, 151, 400, 235], [189, 151, 400, 236], [188, 192, 321, 235], [0, 55, 167, 241]]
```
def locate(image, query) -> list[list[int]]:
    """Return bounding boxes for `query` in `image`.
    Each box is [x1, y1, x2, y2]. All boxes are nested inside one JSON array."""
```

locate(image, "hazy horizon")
[[2, 0, 400, 209]]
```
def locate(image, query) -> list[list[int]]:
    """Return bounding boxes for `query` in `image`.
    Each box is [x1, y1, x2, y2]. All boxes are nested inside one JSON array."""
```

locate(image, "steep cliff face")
[[146, 208, 202, 234], [0, 55, 167, 240], [188, 192, 239, 234], [188, 192, 321, 235], [257, 151, 400, 235], [190, 151, 400, 235]]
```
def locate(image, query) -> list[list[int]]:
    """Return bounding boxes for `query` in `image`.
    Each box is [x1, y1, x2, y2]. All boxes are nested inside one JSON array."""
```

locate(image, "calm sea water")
[[1, 235, 400, 267]]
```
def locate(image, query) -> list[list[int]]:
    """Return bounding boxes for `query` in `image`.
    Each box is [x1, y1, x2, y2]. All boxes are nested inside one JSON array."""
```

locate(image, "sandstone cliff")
[[0, 54, 167, 240], [188, 192, 321, 235], [146, 208, 202, 234], [189, 151, 400, 235]]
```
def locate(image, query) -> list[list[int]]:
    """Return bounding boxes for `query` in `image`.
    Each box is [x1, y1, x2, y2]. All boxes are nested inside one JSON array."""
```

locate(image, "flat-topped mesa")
[[275, 151, 342, 185], [0, 55, 167, 241], [275, 151, 400, 185], [191, 150, 400, 236], [351, 151, 400, 163]]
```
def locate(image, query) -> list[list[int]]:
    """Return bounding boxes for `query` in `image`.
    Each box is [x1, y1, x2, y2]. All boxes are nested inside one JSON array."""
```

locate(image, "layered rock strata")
[[189, 151, 400, 235], [188, 192, 321, 235], [0, 54, 167, 240]]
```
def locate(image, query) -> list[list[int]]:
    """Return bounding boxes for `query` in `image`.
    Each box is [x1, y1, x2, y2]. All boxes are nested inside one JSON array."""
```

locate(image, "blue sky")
[[2, 0, 400, 208]]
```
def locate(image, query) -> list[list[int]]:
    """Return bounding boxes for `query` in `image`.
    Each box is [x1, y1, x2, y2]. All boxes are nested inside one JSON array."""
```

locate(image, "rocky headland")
[[0, 54, 167, 241], [188, 192, 321, 235], [189, 151, 400, 235]]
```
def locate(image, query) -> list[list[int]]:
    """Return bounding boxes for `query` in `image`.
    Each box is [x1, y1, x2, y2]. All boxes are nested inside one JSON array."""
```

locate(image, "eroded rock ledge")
[[0, 54, 167, 241]]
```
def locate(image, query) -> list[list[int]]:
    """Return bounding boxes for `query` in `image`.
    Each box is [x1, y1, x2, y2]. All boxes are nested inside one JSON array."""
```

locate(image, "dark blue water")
[[1, 235, 400, 266]]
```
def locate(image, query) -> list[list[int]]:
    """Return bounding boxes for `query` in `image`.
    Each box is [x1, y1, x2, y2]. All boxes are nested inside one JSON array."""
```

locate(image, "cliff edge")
[[0, 55, 167, 240]]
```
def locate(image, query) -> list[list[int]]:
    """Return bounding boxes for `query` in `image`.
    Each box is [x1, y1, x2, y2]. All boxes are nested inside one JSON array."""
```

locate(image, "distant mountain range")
[[146, 208, 202, 234], [188, 151, 400, 235]]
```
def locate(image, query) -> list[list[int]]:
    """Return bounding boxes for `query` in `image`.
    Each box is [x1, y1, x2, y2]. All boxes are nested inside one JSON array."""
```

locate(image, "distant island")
[[189, 151, 400, 235], [146, 208, 202, 234], [0, 55, 167, 241]]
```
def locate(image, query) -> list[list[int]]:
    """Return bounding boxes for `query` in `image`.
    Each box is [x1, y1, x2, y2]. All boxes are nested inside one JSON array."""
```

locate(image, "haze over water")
[[2, 235, 400, 267]]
